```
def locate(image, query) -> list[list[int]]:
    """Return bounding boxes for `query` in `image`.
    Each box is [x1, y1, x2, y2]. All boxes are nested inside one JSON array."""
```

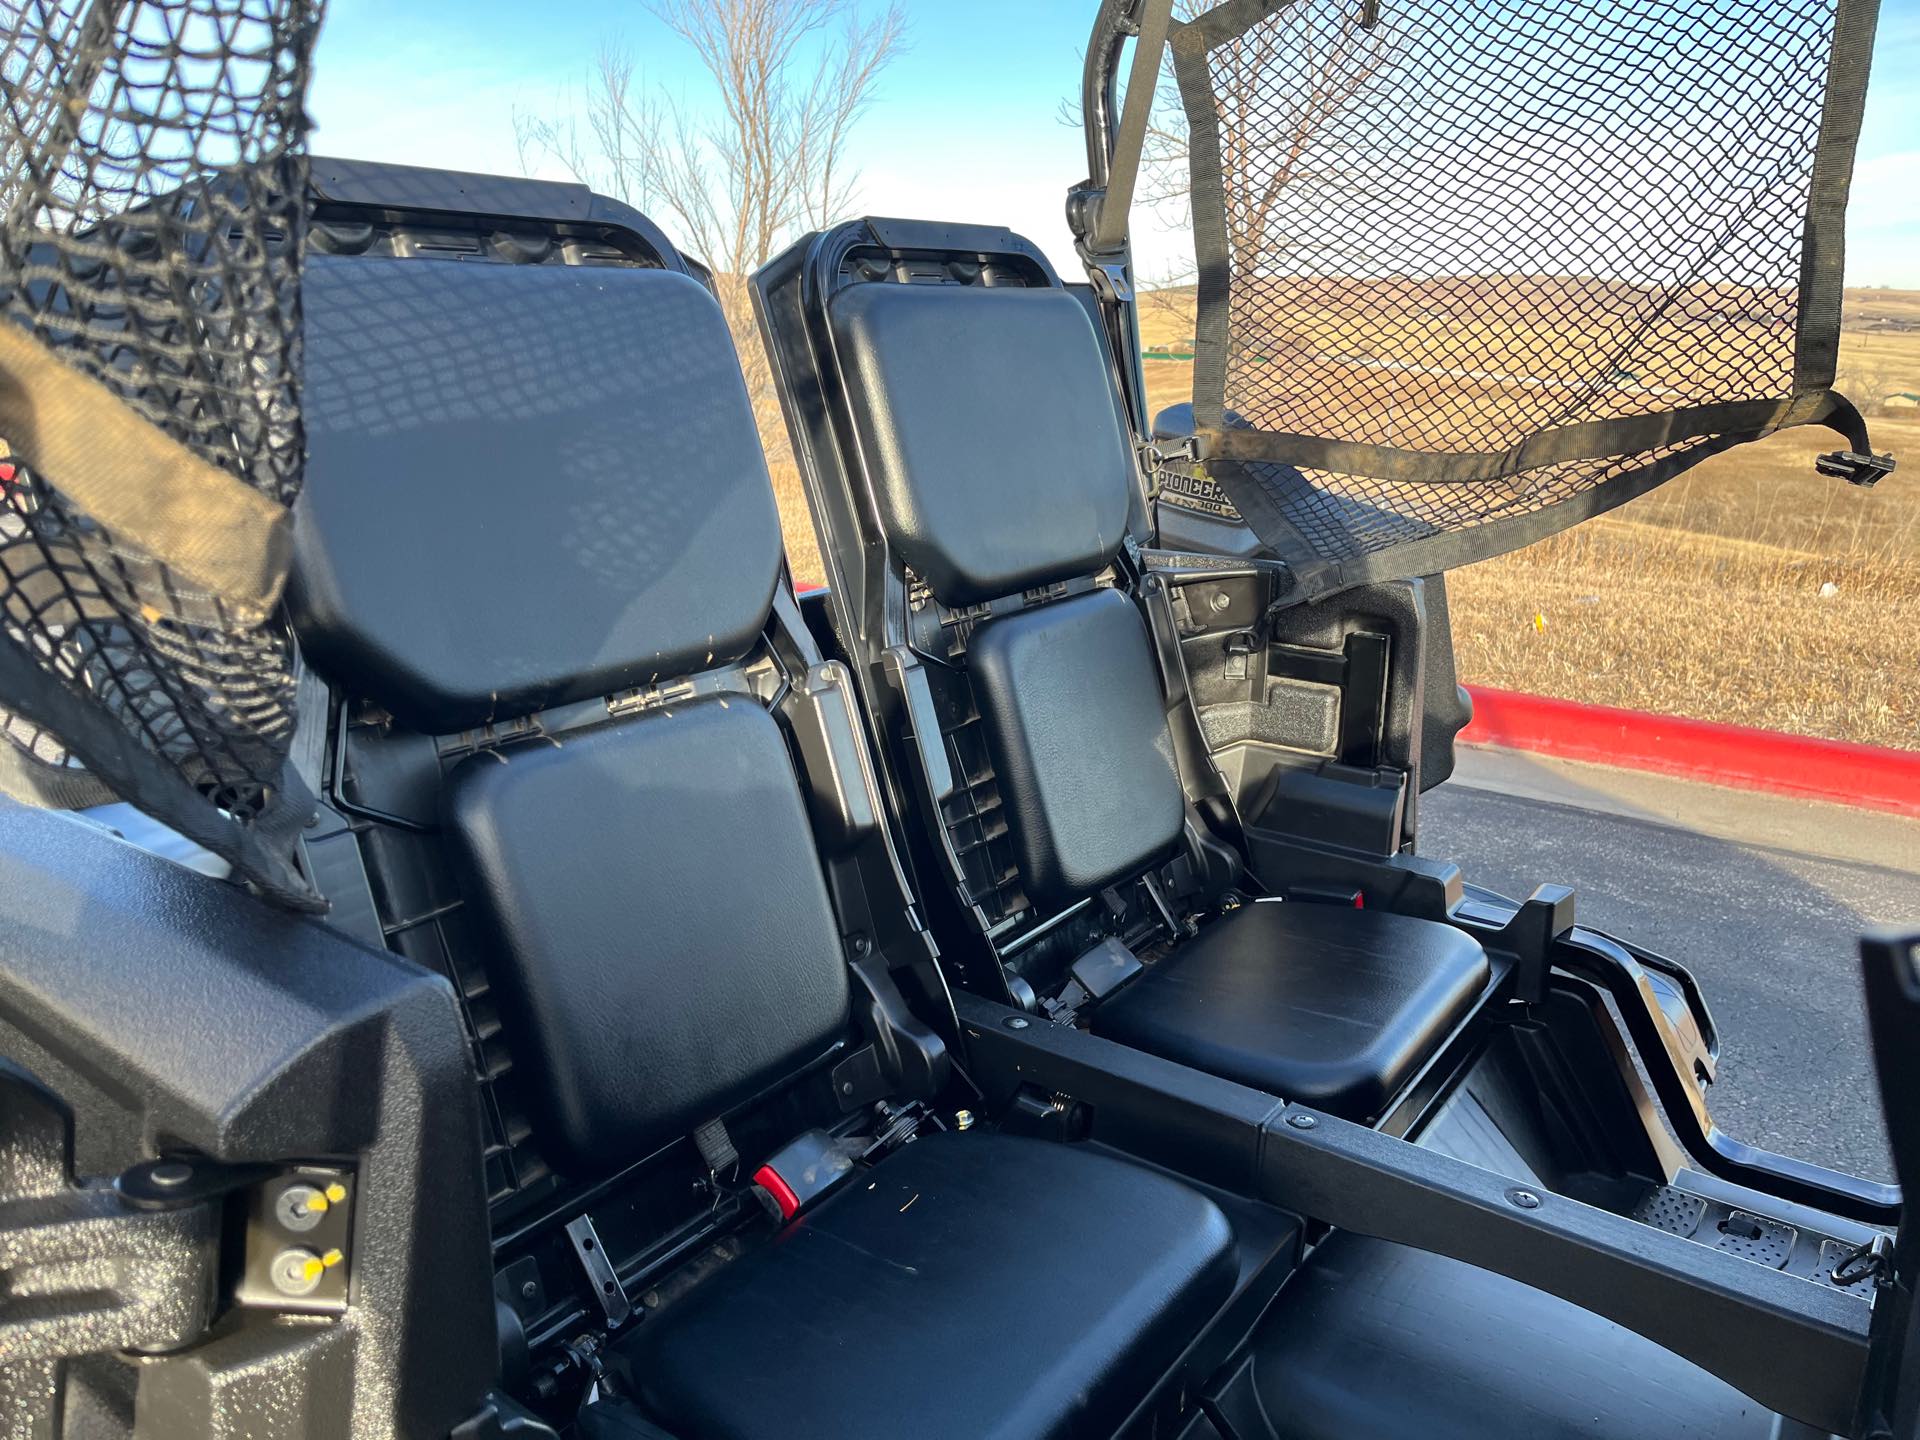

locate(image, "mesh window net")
[[1164, 0, 1889, 599], [0, 0, 324, 907]]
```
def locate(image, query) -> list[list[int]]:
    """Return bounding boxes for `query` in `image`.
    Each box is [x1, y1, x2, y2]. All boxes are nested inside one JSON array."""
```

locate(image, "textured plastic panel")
[[0, 801, 493, 1438]]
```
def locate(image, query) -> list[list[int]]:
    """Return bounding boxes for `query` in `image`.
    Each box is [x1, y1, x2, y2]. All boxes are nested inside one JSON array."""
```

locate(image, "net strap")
[[1196, 391, 1873, 484], [1200, 390, 1874, 601], [1796, 0, 1884, 394], [0, 733, 115, 808], [0, 322, 294, 624], [1090, 0, 1180, 255], [0, 624, 323, 909]]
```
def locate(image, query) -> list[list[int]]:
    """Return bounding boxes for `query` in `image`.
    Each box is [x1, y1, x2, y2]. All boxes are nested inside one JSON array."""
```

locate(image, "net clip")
[[1814, 450, 1895, 487], [1138, 435, 1200, 467]]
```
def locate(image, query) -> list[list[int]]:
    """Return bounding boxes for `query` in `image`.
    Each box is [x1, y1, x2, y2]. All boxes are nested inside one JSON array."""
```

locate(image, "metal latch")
[[1815, 449, 1896, 487], [607, 677, 697, 717], [1830, 1232, 1894, 1289], [1084, 256, 1133, 303]]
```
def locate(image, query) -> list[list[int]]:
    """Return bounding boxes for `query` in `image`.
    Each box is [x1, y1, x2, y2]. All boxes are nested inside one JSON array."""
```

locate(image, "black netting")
[[0, 0, 324, 906], [1169, 0, 1886, 595]]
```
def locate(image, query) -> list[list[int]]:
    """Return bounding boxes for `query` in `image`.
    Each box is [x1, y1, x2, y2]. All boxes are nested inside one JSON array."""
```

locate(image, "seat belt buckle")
[[751, 1130, 860, 1222]]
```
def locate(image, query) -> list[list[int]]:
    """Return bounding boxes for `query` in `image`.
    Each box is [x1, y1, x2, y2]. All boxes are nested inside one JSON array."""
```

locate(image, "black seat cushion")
[[1251, 1233, 1776, 1439], [446, 699, 850, 1174], [1094, 903, 1489, 1119], [968, 589, 1185, 910], [619, 1132, 1238, 1440], [293, 257, 782, 733], [828, 282, 1135, 607]]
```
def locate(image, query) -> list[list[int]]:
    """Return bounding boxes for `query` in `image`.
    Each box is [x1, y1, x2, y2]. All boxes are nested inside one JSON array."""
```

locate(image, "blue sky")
[[307, 0, 1920, 287]]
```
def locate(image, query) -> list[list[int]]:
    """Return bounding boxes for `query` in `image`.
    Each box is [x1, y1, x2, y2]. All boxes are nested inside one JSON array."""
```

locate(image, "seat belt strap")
[[692, 1118, 738, 1179]]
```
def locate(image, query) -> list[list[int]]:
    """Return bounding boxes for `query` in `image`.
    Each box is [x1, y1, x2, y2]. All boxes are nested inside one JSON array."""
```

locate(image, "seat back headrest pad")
[[292, 257, 783, 733], [828, 283, 1136, 607]]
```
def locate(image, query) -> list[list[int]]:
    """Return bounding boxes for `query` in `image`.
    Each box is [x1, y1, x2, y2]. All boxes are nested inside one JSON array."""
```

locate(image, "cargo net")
[[0, 0, 323, 907], [1168, 0, 1881, 594]]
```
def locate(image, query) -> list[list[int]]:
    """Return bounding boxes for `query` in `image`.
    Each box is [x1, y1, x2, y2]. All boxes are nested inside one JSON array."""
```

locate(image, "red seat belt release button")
[[751, 1129, 859, 1223], [753, 1165, 802, 1221]]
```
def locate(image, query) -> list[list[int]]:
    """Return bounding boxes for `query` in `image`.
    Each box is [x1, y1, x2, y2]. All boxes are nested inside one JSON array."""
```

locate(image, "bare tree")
[[1074, 0, 1390, 289], [1214, 4, 1389, 279], [516, 0, 906, 431]]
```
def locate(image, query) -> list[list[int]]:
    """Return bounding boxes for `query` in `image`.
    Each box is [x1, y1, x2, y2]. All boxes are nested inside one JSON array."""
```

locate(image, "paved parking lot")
[[1421, 747, 1920, 1183]]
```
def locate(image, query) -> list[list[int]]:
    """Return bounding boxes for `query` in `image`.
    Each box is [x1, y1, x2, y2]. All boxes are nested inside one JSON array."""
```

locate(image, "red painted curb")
[[1461, 685, 1920, 818]]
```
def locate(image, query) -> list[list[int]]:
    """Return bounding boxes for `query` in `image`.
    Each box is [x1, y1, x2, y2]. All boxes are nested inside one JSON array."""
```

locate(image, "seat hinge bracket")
[[564, 1214, 632, 1329]]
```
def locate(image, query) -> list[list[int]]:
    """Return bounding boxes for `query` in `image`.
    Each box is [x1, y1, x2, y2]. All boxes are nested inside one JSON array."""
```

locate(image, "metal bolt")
[[274, 1184, 326, 1233], [1209, 591, 1231, 612], [839, 1080, 855, 1096], [1285, 1112, 1317, 1130], [1003, 1016, 1031, 1031], [520, 1279, 538, 1301], [148, 1161, 193, 1188], [954, 1109, 975, 1131], [1507, 1188, 1543, 1210], [270, 1247, 324, 1297], [849, 936, 871, 958]]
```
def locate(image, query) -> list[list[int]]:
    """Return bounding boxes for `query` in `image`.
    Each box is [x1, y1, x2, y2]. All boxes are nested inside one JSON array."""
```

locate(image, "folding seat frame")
[[753, 220, 1221, 984], [289, 165, 945, 1217]]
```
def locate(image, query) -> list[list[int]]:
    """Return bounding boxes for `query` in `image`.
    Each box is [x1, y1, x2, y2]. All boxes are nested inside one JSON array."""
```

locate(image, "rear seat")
[[290, 242, 1237, 1438], [811, 255, 1489, 1121]]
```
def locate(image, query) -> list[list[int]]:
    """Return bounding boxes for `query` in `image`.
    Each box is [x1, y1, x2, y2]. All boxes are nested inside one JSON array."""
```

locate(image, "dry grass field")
[[1135, 286, 1920, 750], [770, 457, 820, 588]]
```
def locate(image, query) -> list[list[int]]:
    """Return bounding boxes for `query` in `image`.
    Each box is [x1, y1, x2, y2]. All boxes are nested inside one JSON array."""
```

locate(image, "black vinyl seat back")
[[965, 587, 1183, 909], [828, 282, 1136, 607], [441, 695, 849, 1173], [290, 206, 851, 1190], [761, 221, 1185, 963], [294, 257, 781, 734]]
